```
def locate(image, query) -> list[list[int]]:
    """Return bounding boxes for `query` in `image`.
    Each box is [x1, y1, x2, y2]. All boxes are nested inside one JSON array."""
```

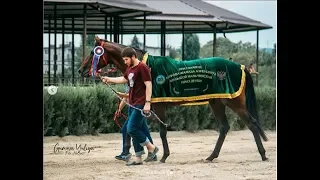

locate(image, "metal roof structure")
[[181, 0, 272, 32], [43, 0, 162, 33], [132, 0, 272, 33], [126, 0, 222, 34], [43, 0, 272, 86], [44, 0, 272, 34]]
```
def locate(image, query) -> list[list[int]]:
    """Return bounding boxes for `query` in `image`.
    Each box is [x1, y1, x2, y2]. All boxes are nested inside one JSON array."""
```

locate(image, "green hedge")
[[44, 84, 276, 137]]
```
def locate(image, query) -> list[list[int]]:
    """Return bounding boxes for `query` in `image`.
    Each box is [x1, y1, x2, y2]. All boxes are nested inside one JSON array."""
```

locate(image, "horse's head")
[[78, 36, 128, 78]]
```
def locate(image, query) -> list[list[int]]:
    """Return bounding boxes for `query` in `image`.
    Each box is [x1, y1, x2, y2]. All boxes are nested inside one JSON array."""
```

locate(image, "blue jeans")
[[121, 119, 131, 155], [126, 105, 154, 156], [121, 106, 154, 156]]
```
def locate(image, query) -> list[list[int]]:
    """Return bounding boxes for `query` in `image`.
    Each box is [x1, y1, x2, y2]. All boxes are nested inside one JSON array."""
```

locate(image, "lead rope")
[[99, 75, 168, 127], [113, 98, 128, 129]]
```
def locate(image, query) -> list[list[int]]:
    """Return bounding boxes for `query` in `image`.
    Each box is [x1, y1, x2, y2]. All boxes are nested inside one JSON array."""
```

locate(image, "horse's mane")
[[101, 39, 147, 60]]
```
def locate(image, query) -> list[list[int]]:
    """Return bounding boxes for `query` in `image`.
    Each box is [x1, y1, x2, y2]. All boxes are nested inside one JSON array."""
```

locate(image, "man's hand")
[[101, 76, 109, 83], [94, 71, 100, 78], [100, 76, 127, 84], [143, 102, 151, 115], [115, 109, 121, 116]]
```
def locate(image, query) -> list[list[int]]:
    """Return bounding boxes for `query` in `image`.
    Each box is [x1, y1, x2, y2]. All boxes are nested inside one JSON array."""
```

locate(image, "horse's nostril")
[[78, 69, 81, 74]]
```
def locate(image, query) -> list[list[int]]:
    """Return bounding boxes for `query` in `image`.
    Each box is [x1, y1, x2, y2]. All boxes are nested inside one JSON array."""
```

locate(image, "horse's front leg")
[[153, 103, 169, 163]]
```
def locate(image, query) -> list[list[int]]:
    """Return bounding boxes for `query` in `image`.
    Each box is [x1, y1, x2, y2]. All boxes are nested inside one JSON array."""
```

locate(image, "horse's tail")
[[244, 68, 268, 141]]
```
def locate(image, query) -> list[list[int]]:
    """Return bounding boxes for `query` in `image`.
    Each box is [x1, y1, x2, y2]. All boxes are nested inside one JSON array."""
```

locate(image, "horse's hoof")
[[204, 159, 212, 163], [205, 157, 213, 162], [160, 159, 166, 163], [262, 157, 269, 161]]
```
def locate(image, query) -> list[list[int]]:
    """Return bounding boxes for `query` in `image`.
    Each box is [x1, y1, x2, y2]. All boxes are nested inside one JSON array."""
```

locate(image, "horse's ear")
[[95, 36, 100, 42]]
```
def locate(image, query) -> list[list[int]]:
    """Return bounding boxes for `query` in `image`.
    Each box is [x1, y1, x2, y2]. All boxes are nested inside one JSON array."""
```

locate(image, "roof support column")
[[62, 17, 65, 84], [182, 21, 185, 60], [53, 4, 57, 84], [213, 23, 216, 57], [105, 15, 108, 40], [256, 29, 259, 86], [48, 15, 51, 85], [82, 4, 87, 61], [113, 16, 119, 43], [120, 18, 123, 44], [109, 17, 113, 41], [143, 12, 146, 51], [71, 17, 75, 85], [160, 21, 166, 56]]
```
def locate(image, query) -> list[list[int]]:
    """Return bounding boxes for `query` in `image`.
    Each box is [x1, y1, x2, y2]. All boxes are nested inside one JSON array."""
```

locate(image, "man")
[[247, 63, 259, 74], [101, 47, 158, 166], [114, 84, 157, 162], [114, 84, 132, 161]]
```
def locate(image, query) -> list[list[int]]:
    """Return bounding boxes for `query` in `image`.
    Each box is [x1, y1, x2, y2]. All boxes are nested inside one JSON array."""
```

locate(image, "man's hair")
[[121, 47, 137, 58]]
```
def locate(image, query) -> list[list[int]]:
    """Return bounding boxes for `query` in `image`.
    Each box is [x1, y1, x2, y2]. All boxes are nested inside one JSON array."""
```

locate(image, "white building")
[[43, 42, 76, 74], [144, 46, 170, 56]]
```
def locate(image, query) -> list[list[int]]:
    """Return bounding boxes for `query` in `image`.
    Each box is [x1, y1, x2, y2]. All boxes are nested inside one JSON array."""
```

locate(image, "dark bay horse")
[[78, 36, 269, 163]]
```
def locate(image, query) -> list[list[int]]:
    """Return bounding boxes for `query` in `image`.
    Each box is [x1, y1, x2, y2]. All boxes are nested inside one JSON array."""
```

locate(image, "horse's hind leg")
[[206, 99, 230, 161], [153, 103, 170, 163], [226, 98, 268, 161]]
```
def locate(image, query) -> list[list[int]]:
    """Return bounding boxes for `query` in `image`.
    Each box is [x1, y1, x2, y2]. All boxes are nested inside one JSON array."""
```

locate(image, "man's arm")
[[143, 81, 152, 114], [117, 97, 128, 113], [101, 76, 127, 84], [144, 81, 152, 102], [116, 92, 129, 98], [140, 64, 152, 114]]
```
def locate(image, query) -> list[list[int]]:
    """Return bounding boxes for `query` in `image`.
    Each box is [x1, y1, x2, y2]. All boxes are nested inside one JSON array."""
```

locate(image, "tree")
[[200, 40, 213, 58], [130, 35, 142, 49], [87, 34, 96, 46], [75, 34, 96, 72], [216, 37, 238, 58], [199, 37, 276, 87], [183, 34, 200, 61], [167, 44, 178, 59], [272, 43, 276, 57]]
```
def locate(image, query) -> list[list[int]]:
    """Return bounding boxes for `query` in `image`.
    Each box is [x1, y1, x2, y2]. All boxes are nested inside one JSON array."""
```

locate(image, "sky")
[[43, 1, 276, 49]]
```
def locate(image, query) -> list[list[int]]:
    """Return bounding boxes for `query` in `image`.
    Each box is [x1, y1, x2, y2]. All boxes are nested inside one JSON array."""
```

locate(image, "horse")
[[78, 36, 269, 163]]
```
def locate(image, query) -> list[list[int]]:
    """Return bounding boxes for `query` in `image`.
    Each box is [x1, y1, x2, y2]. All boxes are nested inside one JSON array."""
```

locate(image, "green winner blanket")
[[143, 54, 246, 103]]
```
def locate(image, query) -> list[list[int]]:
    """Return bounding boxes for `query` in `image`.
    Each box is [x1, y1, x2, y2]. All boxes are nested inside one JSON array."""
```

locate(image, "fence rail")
[[43, 70, 123, 86], [43, 76, 101, 86]]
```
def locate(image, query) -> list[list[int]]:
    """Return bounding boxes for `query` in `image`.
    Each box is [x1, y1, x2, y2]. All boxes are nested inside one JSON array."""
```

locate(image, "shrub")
[[44, 84, 276, 137]]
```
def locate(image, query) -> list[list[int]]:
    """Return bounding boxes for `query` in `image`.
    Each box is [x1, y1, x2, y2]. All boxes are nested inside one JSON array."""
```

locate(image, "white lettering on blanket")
[[167, 65, 216, 84]]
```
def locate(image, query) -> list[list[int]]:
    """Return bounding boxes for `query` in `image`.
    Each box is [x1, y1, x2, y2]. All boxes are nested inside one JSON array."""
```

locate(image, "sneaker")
[[144, 146, 159, 162], [115, 153, 132, 162], [144, 153, 157, 162]]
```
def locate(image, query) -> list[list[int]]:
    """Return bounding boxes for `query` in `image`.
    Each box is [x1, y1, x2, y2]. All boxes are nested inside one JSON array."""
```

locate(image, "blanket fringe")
[[181, 101, 209, 106]]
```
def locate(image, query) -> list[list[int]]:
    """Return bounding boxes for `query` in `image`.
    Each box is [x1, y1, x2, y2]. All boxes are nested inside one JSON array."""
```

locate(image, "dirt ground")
[[43, 129, 276, 180]]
